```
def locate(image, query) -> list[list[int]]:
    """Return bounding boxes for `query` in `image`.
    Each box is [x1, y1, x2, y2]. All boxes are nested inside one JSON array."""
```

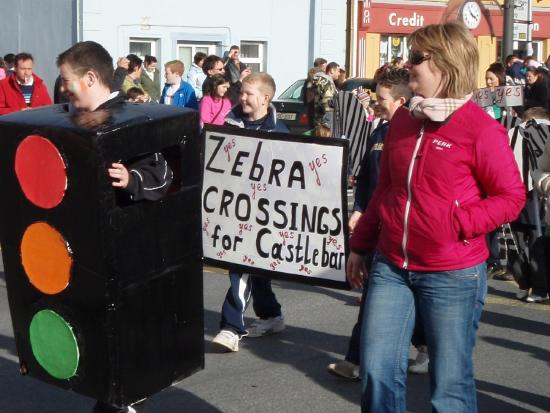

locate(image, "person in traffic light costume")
[[0, 40, 204, 413]]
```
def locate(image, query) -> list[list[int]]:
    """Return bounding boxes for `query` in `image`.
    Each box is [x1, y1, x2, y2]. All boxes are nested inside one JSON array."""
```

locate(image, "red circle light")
[[15, 135, 67, 209]]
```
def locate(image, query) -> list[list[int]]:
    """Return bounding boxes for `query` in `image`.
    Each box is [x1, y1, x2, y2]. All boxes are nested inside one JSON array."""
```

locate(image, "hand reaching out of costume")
[[347, 251, 368, 289], [108, 163, 130, 189]]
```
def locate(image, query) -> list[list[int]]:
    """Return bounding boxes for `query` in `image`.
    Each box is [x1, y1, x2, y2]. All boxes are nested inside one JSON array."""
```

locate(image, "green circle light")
[[29, 309, 80, 379]]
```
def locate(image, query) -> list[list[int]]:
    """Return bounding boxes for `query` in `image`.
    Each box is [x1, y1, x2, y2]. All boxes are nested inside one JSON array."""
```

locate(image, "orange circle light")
[[21, 222, 72, 294]]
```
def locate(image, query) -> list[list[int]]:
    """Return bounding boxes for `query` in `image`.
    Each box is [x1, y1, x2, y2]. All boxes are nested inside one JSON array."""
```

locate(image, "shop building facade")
[[350, 0, 550, 87]]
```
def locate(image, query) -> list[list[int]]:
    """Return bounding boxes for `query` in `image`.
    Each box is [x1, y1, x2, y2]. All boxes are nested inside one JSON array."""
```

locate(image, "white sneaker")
[[246, 316, 285, 338], [327, 360, 360, 380], [526, 293, 548, 303], [516, 289, 530, 300], [127, 407, 137, 413], [408, 345, 429, 374], [212, 329, 240, 352]]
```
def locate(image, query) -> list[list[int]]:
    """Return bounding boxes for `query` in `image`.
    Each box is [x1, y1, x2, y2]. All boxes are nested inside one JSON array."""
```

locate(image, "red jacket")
[[350, 101, 526, 271], [0, 73, 52, 115]]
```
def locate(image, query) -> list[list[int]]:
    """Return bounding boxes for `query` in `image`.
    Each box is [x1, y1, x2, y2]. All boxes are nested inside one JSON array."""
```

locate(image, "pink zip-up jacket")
[[350, 101, 526, 271]]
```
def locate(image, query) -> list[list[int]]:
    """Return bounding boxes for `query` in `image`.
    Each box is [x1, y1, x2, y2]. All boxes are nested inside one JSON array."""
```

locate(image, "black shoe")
[[492, 271, 515, 281], [488, 265, 513, 280]]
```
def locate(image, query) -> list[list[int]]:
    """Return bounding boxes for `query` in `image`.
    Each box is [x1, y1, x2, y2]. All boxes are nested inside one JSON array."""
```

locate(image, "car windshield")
[[278, 80, 305, 100]]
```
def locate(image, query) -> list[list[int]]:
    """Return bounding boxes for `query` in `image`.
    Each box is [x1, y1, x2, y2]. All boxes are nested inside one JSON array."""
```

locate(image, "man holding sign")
[[212, 72, 289, 352]]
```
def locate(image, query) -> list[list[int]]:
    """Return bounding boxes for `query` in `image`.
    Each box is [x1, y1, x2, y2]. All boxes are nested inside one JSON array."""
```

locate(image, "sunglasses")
[[408, 50, 431, 66]]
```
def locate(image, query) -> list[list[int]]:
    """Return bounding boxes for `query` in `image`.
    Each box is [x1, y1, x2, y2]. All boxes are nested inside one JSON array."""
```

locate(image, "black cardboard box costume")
[[0, 101, 203, 407]]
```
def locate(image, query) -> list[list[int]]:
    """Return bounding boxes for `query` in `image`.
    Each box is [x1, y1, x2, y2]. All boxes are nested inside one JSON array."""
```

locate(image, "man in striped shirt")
[[0, 53, 52, 115]]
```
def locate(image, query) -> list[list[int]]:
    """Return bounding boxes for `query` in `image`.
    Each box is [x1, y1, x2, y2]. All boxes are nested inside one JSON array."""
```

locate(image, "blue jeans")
[[220, 272, 282, 336], [360, 254, 487, 413]]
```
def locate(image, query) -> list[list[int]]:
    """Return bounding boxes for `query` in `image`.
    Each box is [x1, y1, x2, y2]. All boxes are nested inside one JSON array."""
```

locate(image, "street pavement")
[[0, 256, 549, 413]]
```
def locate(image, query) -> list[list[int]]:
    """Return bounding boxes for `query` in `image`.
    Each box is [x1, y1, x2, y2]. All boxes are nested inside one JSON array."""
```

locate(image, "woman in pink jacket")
[[347, 23, 526, 413], [199, 73, 232, 126]]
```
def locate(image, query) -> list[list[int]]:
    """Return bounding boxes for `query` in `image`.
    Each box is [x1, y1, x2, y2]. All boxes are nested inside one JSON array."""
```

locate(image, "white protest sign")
[[201, 127, 348, 288], [471, 88, 494, 108], [494, 85, 523, 107]]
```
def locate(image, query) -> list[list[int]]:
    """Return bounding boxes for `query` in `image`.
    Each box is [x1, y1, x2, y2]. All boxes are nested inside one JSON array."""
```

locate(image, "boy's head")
[[523, 106, 550, 122], [126, 54, 143, 76], [57, 41, 114, 111], [313, 57, 327, 71], [126, 87, 146, 102], [374, 67, 411, 121], [326, 62, 340, 81], [164, 60, 184, 85], [240, 72, 277, 119]]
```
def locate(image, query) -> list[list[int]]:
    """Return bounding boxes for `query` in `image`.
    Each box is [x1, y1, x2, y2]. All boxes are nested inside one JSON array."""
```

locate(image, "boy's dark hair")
[[505, 54, 518, 65], [376, 67, 412, 101], [126, 87, 146, 100], [194, 52, 207, 65], [3, 53, 15, 66], [326, 62, 339, 73], [202, 55, 224, 75], [313, 57, 327, 68], [15, 52, 33, 65], [229, 45, 240, 51], [209, 74, 228, 97], [57, 41, 114, 90], [127, 54, 143, 74], [144, 55, 157, 65]]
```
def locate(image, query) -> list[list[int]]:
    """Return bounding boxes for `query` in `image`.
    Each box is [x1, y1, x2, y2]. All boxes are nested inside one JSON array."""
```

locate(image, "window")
[[496, 40, 541, 62], [129, 38, 159, 60], [240, 41, 266, 72], [177, 43, 217, 78], [379, 35, 407, 67]]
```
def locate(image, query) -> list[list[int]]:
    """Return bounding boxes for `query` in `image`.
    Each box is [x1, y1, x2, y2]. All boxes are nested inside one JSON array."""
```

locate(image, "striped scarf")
[[409, 94, 472, 122]]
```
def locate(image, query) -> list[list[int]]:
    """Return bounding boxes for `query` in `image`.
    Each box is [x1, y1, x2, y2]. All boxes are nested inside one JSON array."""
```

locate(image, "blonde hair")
[[409, 22, 478, 98], [242, 72, 276, 100]]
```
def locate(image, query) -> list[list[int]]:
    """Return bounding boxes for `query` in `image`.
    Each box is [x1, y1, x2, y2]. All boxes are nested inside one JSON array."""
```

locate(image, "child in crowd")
[[125, 86, 150, 103], [199, 74, 232, 126]]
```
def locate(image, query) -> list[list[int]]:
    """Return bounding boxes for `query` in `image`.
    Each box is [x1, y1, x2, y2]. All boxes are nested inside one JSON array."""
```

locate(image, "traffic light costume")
[[0, 100, 204, 407]]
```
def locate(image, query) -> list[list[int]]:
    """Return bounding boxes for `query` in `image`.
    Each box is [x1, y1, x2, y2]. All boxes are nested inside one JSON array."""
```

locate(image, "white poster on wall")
[[201, 126, 349, 289]]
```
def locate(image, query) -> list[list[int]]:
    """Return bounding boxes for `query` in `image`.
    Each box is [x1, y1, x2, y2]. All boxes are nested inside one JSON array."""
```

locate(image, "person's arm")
[[187, 69, 200, 98], [532, 136, 550, 196], [454, 123, 526, 239], [184, 85, 198, 110], [0, 83, 12, 115], [113, 66, 128, 93], [320, 81, 336, 114], [199, 96, 214, 124], [33, 82, 52, 106], [109, 153, 173, 201]]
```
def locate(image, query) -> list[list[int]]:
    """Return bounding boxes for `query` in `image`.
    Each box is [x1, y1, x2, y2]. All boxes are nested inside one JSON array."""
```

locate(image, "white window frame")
[[176, 43, 217, 60], [129, 38, 158, 60], [176, 43, 217, 78], [240, 41, 266, 72]]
